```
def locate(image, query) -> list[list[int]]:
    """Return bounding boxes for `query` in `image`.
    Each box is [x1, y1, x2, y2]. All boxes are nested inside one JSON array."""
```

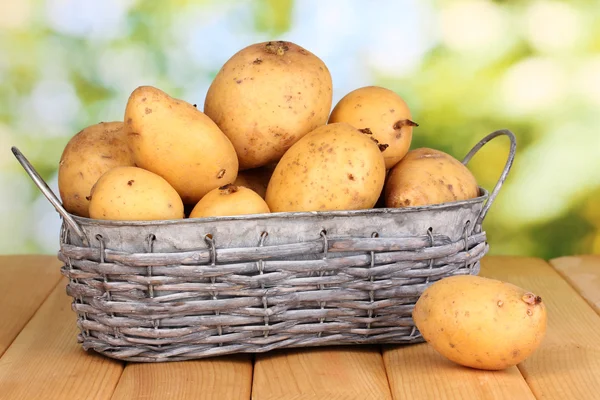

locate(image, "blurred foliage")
[[0, 0, 598, 258]]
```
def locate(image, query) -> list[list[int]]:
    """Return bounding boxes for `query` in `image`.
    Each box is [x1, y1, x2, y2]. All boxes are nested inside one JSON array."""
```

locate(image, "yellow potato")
[[58, 121, 135, 217], [265, 122, 386, 212], [385, 148, 479, 208], [233, 165, 275, 199], [204, 40, 333, 170], [412, 275, 547, 370], [124, 85, 238, 204], [88, 166, 184, 221], [328, 86, 417, 169], [189, 184, 270, 218]]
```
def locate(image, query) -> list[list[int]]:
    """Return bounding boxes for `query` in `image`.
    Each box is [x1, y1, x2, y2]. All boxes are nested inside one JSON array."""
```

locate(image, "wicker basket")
[[12, 129, 516, 362]]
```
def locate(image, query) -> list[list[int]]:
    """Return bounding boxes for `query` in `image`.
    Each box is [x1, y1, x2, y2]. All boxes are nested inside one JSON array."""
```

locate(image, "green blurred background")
[[1, 0, 599, 258]]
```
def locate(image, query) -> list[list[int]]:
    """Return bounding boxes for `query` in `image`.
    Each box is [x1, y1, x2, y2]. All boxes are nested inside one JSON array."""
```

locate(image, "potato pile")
[[57, 40, 481, 221]]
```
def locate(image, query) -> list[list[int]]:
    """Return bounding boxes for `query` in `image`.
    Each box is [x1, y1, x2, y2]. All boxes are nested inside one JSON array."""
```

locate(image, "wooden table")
[[0, 255, 599, 399]]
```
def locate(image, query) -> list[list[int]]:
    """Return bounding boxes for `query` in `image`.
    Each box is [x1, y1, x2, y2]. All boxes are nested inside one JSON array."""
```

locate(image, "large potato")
[[204, 40, 333, 170], [88, 166, 184, 221], [412, 275, 547, 370], [189, 184, 270, 218], [265, 122, 386, 212], [328, 86, 417, 169], [124, 85, 238, 204], [58, 121, 134, 218], [385, 148, 479, 208]]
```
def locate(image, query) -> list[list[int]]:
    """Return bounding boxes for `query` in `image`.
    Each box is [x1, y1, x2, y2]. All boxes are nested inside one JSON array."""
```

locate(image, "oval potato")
[[385, 148, 479, 208], [125, 85, 238, 204], [89, 166, 184, 221], [328, 86, 417, 169], [204, 40, 333, 170], [58, 121, 135, 218], [412, 275, 547, 370], [265, 122, 386, 212], [189, 184, 270, 218]]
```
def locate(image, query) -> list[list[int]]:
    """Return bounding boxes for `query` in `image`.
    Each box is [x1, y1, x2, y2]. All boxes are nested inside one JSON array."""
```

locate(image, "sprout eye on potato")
[[412, 275, 547, 370]]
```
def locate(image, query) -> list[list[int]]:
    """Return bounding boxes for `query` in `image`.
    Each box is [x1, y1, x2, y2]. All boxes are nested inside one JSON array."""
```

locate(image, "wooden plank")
[[0, 255, 63, 357], [481, 256, 600, 400], [383, 343, 535, 399], [0, 277, 123, 400], [550, 255, 600, 314], [252, 346, 392, 400], [111, 356, 253, 400]]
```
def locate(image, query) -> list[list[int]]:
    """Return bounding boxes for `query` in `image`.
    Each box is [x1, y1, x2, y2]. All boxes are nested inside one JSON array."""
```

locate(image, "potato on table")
[[412, 275, 547, 370]]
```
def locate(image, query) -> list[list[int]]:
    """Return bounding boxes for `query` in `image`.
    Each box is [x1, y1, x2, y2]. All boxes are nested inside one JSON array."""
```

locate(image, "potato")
[[204, 40, 333, 170], [124, 85, 238, 204], [189, 184, 270, 218], [328, 86, 417, 169], [385, 148, 479, 208], [412, 275, 547, 370], [58, 121, 135, 218], [265, 122, 386, 212], [88, 166, 184, 221], [233, 165, 275, 199]]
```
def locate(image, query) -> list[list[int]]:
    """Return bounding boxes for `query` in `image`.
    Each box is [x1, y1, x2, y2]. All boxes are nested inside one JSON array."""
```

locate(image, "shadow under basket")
[[12, 129, 516, 362]]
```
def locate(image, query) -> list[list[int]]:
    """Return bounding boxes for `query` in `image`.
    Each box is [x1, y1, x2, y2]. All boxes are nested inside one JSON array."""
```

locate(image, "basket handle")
[[11, 146, 89, 246], [462, 129, 517, 230]]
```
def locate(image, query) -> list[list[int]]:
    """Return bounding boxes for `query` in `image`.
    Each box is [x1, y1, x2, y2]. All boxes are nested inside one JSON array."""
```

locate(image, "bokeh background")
[[1, 0, 599, 258]]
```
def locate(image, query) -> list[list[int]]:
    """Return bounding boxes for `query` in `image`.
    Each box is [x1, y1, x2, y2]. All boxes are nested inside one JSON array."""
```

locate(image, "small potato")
[[265, 122, 386, 212], [233, 165, 275, 199], [204, 40, 333, 169], [385, 148, 479, 208], [89, 166, 184, 221], [58, 121, 134, 217], [412, 275, 547, 370], [328, 86, 417, 169], [189, 184, 270, 218]]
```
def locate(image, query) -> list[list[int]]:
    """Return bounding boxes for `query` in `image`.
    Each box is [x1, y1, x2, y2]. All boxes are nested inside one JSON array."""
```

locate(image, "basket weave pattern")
[[59, 222, 486, 362]]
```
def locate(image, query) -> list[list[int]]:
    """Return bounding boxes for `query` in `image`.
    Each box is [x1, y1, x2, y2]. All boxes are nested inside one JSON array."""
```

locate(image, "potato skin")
[[265, 122, 386, 212], [124, 86, 238, 204], [189, 184, 270, 218], [58, 121, 135, 218], [89, 166, 184, 221], [385, 148, 479, 208], [328, 86, 416, 169], [204, 40, 333, 170], [412, 275, 547, 370], [233, 165, 275, 199]]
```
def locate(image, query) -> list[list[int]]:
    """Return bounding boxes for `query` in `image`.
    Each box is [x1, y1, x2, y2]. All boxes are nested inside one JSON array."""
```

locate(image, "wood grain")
[[383, 343, 534, 399], [549, 255, 600, 314], [0, 277, 123, 400], [111, 356, 253, 400], [481, 256, 600, 400], [0, 255, 63, 357], [252, 346, 392, 400]]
